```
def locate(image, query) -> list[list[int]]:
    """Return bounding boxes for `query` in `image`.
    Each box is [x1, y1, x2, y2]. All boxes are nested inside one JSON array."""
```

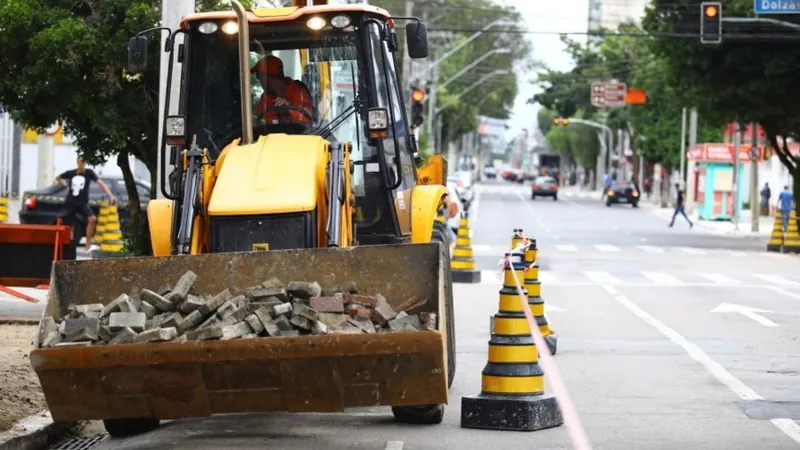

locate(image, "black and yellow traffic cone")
[[523, 238, 557, 355], [767, 212, 784, 252], [97, 202, 124, 257], [783, 212, 800, 254], [461, 250, 563, 431], [451, 211, 481, 283], [93, 200, 109, 248], [0, 193, 8, 224]]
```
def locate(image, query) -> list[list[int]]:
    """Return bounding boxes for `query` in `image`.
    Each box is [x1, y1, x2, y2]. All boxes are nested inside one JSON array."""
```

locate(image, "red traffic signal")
[[704, 4, 718, 17], [700, 2, 722, 44], [411, 88, 425, 102]]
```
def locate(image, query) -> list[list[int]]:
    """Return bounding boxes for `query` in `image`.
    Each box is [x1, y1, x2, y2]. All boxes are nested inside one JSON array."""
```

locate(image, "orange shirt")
[[256, 78, 314, 125]]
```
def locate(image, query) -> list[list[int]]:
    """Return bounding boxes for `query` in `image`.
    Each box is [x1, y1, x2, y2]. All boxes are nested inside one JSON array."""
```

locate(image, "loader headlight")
[[221, 21, 239, 35], [198, 22, 219, 34], [307, 16, 327, 31], [367, 107, 388, 138], [330, 15, 351, 29], [165, 115, 186, 146]]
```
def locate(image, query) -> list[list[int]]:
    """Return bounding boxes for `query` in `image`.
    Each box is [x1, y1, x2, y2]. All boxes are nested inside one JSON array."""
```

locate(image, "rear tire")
[[103, 418, 160, 437], [391, 221, 453, 426]]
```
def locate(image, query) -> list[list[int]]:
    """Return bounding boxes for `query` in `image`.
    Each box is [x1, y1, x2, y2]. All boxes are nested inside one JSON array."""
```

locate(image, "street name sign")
[[591, 82, 627, 108], [754, 0, 800, 14]]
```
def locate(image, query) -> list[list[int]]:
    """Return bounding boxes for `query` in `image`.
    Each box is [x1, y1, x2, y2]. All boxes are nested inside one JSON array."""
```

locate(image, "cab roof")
[[180, 4, 392, 29]]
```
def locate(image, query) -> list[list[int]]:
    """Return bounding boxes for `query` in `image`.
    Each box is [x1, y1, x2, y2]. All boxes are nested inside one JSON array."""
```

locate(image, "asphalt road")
[[44, 180, 800, 449]]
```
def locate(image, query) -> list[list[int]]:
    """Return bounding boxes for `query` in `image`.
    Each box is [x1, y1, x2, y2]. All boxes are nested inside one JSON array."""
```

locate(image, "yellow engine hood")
[[208, 133, 329, 216]]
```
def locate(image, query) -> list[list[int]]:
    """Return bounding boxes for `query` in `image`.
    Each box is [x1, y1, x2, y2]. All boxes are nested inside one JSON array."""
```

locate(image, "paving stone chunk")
[[99, 326, 114, 342], [109, 312, 146, 332], [64, 318, 100, 342], [248, 299, 282, 314], [109, 327, 137, 345], [281, 330, 300, 337], [160, 312, 185, 329], [286, 281, 322, 299], [245, 286, 276, 301], [293, 303, 319, 322], [140, 301, 157, 319], [38, 317, 57, 344], [169, 270, 197, 303], [261, 278, 288, 301], [329, 326, 363, 335], [141, 289, 174, 312], [342, 294, 377, 308], [420, 313, 437, 331], [101, 294, 130, 318], [371, 295, 397, 325], [179, 295, 205, 314], [310, 294, 344, 313], [272, 302, 293, 317], [318, 313, 348, 330], [388, 311, 422, 331], [118, 297, 138, 313], [55, 341, 93, 347], [196, 314, 220, 331], [245, 314, 265, 334], [198, 289, 231, 316], [76, 303, 105, 318], [42, 331, 62, 348], [220, 321, 251, 340], [156, 283, 172, 296], [274, 316, 293, 331], [177, 310, 204, 334], [173, 335, 188, 343], [134, 327, 178, 344], [346, 304, 372, 319], [290, 315, 313, 331], [312, 320, 328, 335], [346, 317, 375, 334]]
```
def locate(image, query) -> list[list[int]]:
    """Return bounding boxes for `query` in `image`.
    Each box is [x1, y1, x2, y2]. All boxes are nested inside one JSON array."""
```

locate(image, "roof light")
[[307, 16, 326, 31], [198, 21, 218, 34], [221, 21, 238, 35], [330, 15, 351, 29]]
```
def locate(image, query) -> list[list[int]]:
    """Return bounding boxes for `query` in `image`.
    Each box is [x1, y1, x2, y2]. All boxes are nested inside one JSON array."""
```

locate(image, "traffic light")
[[552, 117, 569, 126], [410, 87, 425, 128], [700, 2, 722, 44]]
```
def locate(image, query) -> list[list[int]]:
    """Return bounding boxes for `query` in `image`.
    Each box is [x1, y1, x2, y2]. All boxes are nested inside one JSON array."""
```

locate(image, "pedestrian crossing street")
[[471, 243, 775, 258], [477, 269, 800, 288]]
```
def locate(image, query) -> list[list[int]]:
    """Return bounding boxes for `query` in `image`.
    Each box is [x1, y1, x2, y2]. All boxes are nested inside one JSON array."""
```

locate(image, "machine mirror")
[[127, 36, 149, 74], [405, 22, 428, 59]]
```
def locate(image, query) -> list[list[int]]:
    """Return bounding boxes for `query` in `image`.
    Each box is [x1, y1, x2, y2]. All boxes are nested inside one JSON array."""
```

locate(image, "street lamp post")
[[439, 48, 510, 91], [563, 118, 613, 190]]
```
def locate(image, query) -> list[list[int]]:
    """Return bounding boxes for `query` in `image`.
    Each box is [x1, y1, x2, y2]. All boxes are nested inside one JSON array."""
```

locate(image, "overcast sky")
[[495, 0, 589, 141]]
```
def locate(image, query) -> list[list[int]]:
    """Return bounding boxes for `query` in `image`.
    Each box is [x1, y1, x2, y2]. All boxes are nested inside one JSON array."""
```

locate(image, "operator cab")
[[128, 5, 429, 247]]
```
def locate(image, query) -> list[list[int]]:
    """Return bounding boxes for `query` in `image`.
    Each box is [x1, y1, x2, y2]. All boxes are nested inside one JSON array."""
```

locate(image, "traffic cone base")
[[461, 256, 563, 432], [451, 212, 480, 283]]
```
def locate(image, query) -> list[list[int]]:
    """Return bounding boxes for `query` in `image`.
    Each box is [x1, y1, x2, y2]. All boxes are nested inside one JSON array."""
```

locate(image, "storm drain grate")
[[51, 435, 106, 450]]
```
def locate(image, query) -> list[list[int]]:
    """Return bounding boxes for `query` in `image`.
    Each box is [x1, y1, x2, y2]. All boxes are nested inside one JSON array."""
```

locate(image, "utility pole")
[[157, 0, 195, 199], [733, 122, 741, 231], [750, 121, 759, 232], [679, 107, 687, 185]]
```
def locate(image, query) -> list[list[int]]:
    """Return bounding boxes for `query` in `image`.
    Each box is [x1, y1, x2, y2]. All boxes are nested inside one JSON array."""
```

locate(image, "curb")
[[0, 411, 76, 450], [0, 318, 40, 326]]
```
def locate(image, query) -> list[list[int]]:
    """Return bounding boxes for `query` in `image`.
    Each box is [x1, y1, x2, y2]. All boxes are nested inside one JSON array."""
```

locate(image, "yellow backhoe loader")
[[30, 0, 456, 438]]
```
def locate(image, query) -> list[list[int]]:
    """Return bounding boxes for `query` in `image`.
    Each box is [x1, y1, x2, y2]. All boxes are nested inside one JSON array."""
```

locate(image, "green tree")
[[0, 0, 249, 255], [643, 0, 800, 215]]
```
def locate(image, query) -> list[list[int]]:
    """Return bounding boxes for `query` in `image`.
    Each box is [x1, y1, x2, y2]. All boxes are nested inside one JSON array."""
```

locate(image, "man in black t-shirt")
[[669, 182, 693, 229], [56, 156, 118, 252]]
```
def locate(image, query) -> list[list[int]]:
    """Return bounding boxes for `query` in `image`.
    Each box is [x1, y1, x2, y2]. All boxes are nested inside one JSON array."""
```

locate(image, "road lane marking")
[[385, 441, 404, 450], [641, 271, 682, 284], [594, 244, 621, 252], [711, 303, 778, 327], [537, 272, 558, 284], [636, 245, 665, 253], [753, 274, 800, 287], [699, 273, 743, 286], [677, 246, 706, 255], [728, 250, 747, 257], [583, 270, 621, 284], [554, 244, 578, 252], [601, 284, 800, 445]]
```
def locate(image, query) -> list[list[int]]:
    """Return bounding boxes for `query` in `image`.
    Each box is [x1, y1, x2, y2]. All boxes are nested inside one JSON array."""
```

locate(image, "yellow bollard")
[[451, 211, 481, 283], [523, 238, 558, 355], [784, 211, 800, 254], [461, 251, 563, 431], [93, 200, 109, 247], [0, 194, 8, 224], [98, 203, 124, 256]]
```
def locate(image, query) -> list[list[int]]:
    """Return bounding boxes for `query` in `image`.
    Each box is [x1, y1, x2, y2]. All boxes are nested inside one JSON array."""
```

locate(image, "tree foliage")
[[370, 0, 532, 146], [643, 0, 800, 210]]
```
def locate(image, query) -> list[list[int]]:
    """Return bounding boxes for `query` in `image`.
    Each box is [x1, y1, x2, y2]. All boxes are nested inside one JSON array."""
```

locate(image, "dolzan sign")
[[754, 0, 800, 14]]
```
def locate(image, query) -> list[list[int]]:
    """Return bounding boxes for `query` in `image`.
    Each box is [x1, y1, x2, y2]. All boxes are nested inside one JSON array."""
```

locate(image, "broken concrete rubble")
[[38, 271, 438, 347]]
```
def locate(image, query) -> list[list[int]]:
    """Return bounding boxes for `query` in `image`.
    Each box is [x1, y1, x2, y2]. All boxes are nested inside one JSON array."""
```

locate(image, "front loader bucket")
[[30, 243, 449, 422]]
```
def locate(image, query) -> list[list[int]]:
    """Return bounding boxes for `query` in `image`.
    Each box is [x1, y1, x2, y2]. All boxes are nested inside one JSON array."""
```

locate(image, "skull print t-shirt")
[[59, 169, 98, 206]]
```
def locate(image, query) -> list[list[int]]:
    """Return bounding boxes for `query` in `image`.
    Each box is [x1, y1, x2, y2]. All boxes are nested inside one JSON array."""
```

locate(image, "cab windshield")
[[186, 27, 365, 158]]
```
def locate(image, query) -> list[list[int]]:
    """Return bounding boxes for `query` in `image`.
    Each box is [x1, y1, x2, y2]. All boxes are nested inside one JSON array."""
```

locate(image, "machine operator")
[[251, 55, 314, 125]]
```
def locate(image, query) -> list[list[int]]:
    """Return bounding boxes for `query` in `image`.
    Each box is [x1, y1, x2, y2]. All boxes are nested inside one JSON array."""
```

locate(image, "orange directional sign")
[[625, 88, 647, 105]]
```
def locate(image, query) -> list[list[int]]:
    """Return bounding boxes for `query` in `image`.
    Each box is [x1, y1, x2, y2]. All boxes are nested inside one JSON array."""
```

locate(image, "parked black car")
[[18, 175, 151, 243], [605, 181, 640, 207]]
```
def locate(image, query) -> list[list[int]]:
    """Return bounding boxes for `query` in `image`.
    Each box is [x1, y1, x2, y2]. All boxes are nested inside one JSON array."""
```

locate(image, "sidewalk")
[[639, 199, 773, 239]]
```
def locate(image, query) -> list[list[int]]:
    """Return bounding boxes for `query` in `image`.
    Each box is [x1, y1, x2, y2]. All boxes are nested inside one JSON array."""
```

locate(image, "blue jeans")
[[670, 205, 692, 226], [782, 212, 790, 231]]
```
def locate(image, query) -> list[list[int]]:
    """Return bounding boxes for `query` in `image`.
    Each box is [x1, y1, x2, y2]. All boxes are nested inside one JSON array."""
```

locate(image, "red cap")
[[251, 55, 283, 76]]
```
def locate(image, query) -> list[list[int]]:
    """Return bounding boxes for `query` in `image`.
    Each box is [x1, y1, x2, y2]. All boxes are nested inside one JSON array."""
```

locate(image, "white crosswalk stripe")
[[677, 247, 707, 255], [583, 270, 621, 284], [753, 274, 800, 287], [594, 244, 621, 252], [641, 271, 683, 284], [636, 245, 666, 253], [727, 251, 747, 257], [698, 273, 743, 286], [537, 272, 558, 284], [554, 244, 578, 252]]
